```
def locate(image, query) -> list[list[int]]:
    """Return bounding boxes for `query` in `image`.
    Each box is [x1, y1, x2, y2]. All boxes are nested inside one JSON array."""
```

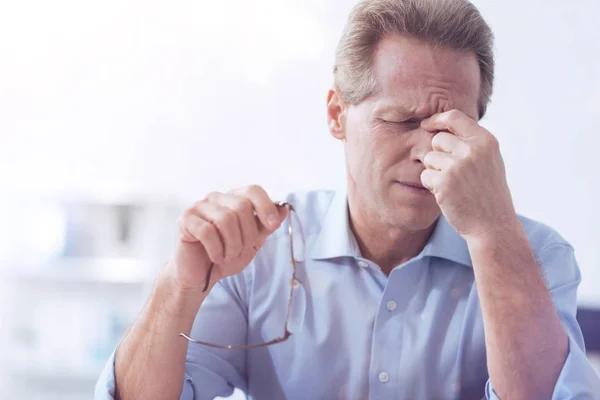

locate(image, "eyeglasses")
[[179, 201, 304, 349]]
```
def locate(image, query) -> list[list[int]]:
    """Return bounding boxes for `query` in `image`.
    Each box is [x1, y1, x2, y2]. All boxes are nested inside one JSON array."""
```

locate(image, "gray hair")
[[334, 0, 495, 118]]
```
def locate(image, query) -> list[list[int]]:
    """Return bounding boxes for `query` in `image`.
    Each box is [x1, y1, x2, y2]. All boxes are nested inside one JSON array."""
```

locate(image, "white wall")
[[0, 0, 598, 305]]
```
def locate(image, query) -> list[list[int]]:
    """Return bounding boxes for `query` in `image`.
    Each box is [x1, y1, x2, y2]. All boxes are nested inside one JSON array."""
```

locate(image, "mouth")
[[395, 181, 431, 196], [398, 181, 426, 189]]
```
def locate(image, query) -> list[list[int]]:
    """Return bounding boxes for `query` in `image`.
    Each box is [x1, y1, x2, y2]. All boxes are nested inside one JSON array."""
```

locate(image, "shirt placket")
[[368, 270, 409, 398]]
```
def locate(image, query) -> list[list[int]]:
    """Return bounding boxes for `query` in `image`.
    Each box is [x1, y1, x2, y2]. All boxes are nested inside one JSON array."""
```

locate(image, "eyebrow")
[[375, 104, 477, 121], [374, 104, 413, 117], [374, 105, 428, 122]]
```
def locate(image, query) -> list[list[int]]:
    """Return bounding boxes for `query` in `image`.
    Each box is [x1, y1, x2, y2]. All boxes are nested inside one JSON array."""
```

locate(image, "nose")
[[412, 128, 438, 165]]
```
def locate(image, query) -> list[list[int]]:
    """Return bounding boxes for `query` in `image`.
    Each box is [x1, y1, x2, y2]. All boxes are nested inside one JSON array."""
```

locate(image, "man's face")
[[328, 35, 481, 231]]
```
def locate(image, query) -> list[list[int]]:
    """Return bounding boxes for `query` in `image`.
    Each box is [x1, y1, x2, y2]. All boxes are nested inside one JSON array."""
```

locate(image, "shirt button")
[[357, 260, 369, 268], [386, 300, 397, 311], [378, 371, 390, 383]]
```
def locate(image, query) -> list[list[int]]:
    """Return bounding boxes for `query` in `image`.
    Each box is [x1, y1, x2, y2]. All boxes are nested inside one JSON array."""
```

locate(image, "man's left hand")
[[420, 110, 518, 241]]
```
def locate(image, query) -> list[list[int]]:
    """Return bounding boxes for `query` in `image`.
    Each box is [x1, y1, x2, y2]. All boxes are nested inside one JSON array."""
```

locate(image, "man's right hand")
[[113, 185, 285, 400], [165, 185, 288, 293]]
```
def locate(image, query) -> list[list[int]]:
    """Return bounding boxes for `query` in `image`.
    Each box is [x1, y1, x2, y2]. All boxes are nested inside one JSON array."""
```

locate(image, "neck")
[[347, 191, 436, 275]]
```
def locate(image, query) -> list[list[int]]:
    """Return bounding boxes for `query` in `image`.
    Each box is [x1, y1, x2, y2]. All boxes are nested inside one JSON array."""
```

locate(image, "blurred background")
[[0, 0, 598, 398]]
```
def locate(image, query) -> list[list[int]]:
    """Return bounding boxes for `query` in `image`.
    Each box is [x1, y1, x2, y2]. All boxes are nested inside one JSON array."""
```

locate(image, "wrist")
[[152, 264, 211, 319], [464, 216, 523, 250]]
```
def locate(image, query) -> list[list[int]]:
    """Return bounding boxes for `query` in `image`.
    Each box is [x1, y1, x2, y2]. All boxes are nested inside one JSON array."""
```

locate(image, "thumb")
[[273, 204, 289, 229], [260, 203, 289, 235]]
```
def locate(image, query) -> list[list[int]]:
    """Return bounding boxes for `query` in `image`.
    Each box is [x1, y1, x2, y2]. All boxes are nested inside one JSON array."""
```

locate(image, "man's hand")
[[420, 111, 572, 399], [419, 109, 518, 241], [168, 185, 287, 294], [115, 186, 287, 400]]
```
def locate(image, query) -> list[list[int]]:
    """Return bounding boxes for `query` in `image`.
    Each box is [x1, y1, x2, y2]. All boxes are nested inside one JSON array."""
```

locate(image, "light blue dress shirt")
[[96, 190, 600, 399]]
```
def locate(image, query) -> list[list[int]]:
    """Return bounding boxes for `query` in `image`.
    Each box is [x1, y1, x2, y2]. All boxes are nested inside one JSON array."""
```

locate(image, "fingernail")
[[268, 214, 279, 228]]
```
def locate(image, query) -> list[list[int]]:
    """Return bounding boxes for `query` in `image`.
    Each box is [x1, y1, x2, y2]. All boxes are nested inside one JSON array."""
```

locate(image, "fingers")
[[230, 185, 287, 231], [177, 185, 287, 265], [206, 192, 261, 252], [194, 200, 244, 262], [179, 211, 225, 263], [262, 204, 288, 236], [420, 168, 442, 193], [421, 109, 480, 139], [431, 132, 469, 156], [423, 151, 456, 171]]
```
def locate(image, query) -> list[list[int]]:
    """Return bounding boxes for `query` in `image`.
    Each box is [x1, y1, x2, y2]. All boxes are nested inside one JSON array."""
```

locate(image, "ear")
[[326, 88, 346, 140]]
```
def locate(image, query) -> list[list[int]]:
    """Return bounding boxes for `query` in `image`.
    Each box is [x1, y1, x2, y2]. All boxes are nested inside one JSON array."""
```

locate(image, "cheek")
[[345, 128, 389, 184], [381, 128, 418, 164], [344, 125, 374, 177]]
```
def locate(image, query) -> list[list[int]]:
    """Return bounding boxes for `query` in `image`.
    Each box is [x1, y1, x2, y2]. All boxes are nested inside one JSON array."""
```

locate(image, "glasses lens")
[[288, 279, 306, 334], [289, 208, 305, 263]]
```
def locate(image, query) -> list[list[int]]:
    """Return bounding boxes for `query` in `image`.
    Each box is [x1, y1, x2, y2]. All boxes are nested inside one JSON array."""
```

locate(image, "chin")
[[393, 212, 439, 231], [382, 198, 440, 231]]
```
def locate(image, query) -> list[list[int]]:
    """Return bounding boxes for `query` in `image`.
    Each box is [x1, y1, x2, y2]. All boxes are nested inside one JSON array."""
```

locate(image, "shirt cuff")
[[486, 336, 600, 399]]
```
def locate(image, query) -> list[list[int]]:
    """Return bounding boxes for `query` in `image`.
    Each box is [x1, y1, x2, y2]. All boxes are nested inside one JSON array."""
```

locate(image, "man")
[[96, 0, 600, 399]]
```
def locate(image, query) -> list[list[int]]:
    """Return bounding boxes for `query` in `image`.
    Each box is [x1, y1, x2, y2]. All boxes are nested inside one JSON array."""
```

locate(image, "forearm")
[[467, 224, 568, 400], [114, 266, 209, 400]]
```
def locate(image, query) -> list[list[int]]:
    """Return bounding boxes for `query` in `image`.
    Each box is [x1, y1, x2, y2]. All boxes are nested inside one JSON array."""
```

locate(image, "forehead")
[[371, 35, 481, 119]]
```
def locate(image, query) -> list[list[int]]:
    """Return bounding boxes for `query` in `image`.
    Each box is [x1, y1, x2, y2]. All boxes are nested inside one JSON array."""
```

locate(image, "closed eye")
[[383, 118, 420, 125]]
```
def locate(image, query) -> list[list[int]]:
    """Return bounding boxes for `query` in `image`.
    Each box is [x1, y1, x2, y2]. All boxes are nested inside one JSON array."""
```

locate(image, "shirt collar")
[[308, 190, 473, 267], [421, 214, 473, 267], [309, 190, 361, 260]]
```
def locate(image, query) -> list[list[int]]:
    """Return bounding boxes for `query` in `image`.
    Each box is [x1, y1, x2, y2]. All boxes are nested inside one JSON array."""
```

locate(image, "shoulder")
[[516, 214, 580, 288], [516, 214, 573, 254]]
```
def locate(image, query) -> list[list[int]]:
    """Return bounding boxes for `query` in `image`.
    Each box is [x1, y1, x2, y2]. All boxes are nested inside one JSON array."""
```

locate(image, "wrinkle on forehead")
[[372, 35, 480, 119], [406, 77, 456, 117]]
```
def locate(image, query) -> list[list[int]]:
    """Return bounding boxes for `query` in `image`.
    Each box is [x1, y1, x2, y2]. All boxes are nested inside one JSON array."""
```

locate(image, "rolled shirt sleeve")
[[94, 274, 250, 400], [94, 349, 198, 400], [485, 243, 600, 399]]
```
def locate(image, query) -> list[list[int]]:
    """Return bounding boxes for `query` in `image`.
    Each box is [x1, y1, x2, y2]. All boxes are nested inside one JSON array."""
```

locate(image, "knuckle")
[[196, 221, 215, 239], [247, 184, 262, 193], [445, 163, 459, 177], [244, 184, 261, 196], [463, 146, 473, 158], [192, 198, 209, 211], [179, 209, 195, 225], [448, 109, 461, 120], [217, 209, 237, 227], [247, 184, 269, 202], [204, 191, 221, 202], [233, 197, 253, 215], [439, 169, 451, 183]]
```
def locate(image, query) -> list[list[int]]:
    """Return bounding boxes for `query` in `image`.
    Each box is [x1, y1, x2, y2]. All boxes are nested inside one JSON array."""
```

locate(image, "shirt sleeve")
[[485, 243, 600, 399], [94, 274, 250, 400], [93, 347, 202, 400], [93, 348, 118, 400]]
